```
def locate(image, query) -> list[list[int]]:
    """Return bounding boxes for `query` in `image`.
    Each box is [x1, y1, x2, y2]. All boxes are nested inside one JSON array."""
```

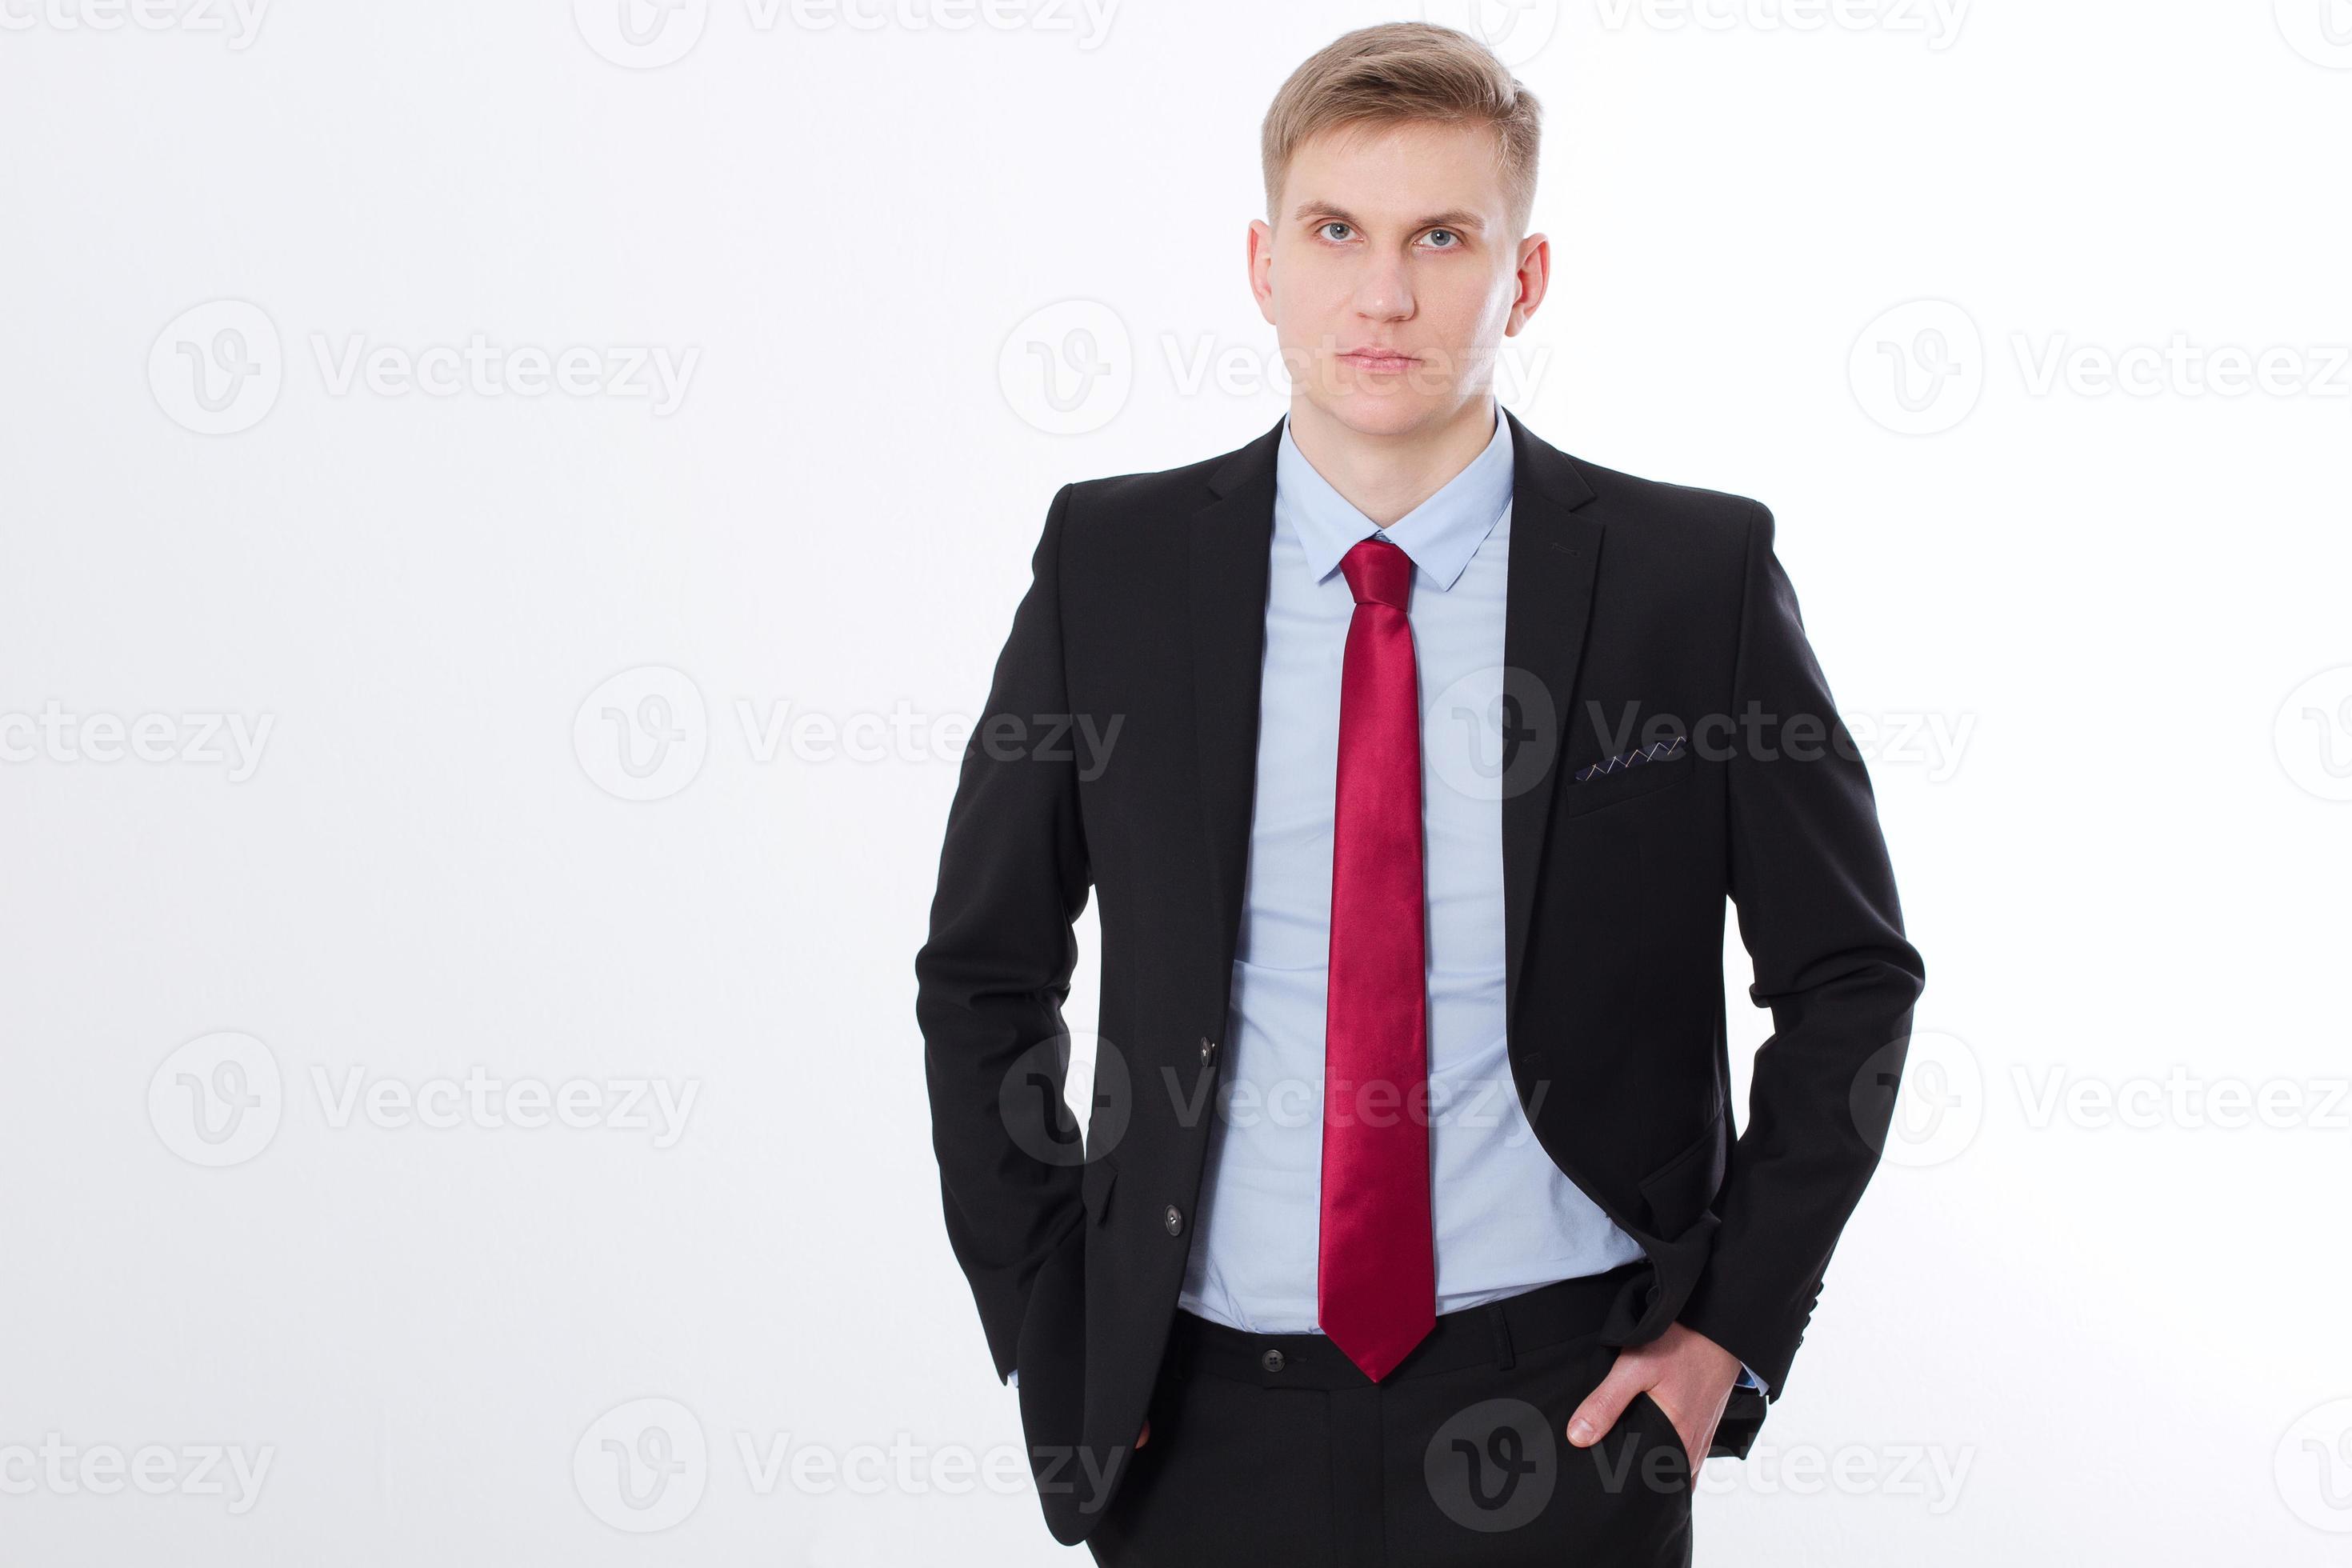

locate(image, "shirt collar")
[[1274, 400, 1514, 593]]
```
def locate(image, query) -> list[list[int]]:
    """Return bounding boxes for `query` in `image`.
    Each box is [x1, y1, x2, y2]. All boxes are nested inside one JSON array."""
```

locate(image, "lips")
[[1338, 350, 1419, 372]]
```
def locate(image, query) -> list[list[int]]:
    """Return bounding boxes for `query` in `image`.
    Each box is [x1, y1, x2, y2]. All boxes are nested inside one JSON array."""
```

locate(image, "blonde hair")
[[1261, 22, 1542, 239]]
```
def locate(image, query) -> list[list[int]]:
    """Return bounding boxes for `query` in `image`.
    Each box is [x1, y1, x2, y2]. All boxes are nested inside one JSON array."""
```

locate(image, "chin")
[[1302, 382, 1455, 441]]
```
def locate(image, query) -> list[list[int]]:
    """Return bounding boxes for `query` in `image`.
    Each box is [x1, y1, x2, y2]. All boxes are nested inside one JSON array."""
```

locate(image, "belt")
[[1166, 1261, 1651, 1390]]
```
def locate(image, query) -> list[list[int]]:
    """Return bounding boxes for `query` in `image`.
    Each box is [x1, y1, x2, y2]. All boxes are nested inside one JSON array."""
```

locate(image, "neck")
[[1284, 394, 1499, 528]]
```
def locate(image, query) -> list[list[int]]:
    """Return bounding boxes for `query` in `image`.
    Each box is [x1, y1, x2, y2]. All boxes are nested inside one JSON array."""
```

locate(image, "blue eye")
[[1426, 230, 1458, 249], [1320, 222, 1352, 242]]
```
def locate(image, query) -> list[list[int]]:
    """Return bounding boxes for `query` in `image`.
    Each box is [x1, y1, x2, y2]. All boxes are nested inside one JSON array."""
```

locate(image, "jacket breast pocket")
[[1558, 745, 1693, 819], [1081, 1154, 1117, 1226], [1637, 1110, 1725, 1237]]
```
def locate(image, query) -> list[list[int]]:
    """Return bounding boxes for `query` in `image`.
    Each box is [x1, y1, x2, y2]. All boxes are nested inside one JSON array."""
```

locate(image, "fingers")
[[1566, 1363, 1648, 1447]]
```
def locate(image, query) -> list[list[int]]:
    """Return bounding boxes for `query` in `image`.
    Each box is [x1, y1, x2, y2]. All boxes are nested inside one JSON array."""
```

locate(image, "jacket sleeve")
[[914, 482, 1094, 1385], [1677, 500, 1927, 1398]]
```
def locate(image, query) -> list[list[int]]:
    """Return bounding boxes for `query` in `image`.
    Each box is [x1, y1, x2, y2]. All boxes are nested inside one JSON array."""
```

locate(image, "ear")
[[1506, 232, 1551, 336], [1247, 218, 1278, 326]]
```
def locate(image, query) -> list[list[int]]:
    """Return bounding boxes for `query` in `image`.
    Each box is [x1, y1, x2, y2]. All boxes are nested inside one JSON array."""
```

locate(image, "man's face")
[[1250, 119, 1544, 440]]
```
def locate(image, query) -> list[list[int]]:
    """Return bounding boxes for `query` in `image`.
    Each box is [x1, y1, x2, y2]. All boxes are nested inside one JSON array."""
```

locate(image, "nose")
[[1351, 251, 1414, 322]]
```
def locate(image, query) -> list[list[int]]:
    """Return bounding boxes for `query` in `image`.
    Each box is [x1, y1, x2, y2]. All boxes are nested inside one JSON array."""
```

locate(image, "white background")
[[4, 1, 2350, 1562]]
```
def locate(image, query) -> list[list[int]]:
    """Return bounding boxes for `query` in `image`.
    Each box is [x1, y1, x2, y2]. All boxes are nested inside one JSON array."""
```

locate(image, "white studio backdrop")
[[2, 2, 2349, 1563]]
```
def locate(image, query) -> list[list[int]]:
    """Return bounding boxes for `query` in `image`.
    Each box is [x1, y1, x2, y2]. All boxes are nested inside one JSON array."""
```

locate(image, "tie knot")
[[1340, 537, 1413, 610]]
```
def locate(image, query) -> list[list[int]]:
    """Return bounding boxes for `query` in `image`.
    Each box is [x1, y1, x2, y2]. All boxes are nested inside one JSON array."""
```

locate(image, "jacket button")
[[1199, 1037, 1217, 1062], [1163, 1204, 1183, 1236], [1260, 1348, 1285, 1373]]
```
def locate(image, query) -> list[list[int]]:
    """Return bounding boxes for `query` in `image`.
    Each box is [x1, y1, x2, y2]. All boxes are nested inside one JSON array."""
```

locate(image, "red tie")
[[1318, 536, 1436, 1383]]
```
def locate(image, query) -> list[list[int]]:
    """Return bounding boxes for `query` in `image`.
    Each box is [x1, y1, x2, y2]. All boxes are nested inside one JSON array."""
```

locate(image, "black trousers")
[[1085, 1262, 1694, 1566]]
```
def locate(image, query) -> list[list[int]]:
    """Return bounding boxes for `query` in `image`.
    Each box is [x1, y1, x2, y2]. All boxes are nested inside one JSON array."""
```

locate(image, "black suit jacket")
[[915, 407, 1926, 1546]]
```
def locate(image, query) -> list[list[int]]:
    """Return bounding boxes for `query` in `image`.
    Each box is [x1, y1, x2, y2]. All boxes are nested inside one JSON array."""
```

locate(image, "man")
[[917, 22, 1924, 1564]]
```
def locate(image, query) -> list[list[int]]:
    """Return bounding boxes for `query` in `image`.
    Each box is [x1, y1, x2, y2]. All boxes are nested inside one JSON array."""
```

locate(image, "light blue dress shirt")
[[1174, 398, 1657, 1325], [1018, 400, 1760, 1396]]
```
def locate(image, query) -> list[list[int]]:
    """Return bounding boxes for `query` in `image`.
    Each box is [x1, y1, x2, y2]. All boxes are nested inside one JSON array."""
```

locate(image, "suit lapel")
[[1499, 408, 1602, 1030], [1189, 416, 1284, 975], [1185, 407, 1603, 1031]]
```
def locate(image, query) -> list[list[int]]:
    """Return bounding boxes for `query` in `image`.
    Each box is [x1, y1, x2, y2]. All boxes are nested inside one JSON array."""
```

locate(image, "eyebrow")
[[1290, 202, 1487, 234]]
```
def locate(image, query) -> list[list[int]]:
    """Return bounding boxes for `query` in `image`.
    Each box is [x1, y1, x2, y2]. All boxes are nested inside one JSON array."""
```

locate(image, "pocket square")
[[1572, 734, 1686, 783]]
